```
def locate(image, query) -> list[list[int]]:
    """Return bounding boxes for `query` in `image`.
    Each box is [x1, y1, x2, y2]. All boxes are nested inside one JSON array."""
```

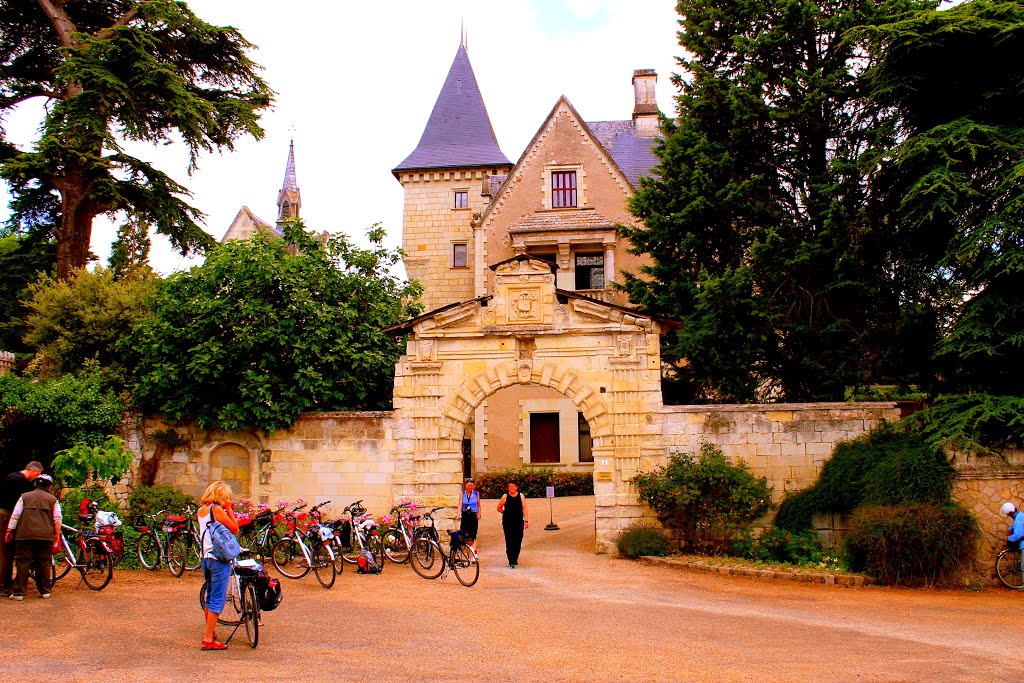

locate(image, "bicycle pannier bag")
[[356, 550, 381, 574], [256, 571, 282, 611], [207, 504, 242, 562]]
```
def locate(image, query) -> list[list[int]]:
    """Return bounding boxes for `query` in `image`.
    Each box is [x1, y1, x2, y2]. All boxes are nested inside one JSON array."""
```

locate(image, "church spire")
[[277, 139, 301, 224]]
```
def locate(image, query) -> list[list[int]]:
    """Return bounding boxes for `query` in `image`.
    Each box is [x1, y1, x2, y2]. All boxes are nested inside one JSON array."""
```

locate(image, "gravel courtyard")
[[0, 496, 1018, 683]]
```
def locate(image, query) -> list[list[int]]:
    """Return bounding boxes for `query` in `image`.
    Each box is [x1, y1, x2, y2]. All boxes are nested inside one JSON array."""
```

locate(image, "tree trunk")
[[55, 170, 96, 280]]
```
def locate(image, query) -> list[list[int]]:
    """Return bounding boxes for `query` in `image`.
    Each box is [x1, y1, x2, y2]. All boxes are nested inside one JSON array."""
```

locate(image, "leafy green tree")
[[859, 0, 1024, 452], [51, 434, 133, 488], [622, 0, 940, 402], [21, 266, 157, 388], [0, 0, 273, 280], [0, 370, 125, 474], [0, 230, 56, 352], [127, 221, 423, 433]]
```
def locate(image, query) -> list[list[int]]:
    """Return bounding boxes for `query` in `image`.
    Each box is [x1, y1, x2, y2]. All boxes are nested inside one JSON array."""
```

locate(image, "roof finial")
[[460, 18, 465, 48]]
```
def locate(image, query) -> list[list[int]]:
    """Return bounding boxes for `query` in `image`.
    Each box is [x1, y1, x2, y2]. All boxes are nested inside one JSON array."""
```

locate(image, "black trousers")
[[503, 523, 523, 566], [14, 539, 53, 596], [0, 511, 13, 591]]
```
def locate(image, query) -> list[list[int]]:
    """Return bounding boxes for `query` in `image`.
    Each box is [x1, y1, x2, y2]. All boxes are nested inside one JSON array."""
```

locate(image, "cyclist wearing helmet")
[[1001, 502, 1024, 549]]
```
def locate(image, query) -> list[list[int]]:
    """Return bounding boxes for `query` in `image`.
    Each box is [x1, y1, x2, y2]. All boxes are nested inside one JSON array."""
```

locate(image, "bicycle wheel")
[[52, 543, 73, 582], [137, 532, 160, 570], [369, 534, 385, 574], [409, 538, 444, 579], [259, 529, 280, 561], [184, 535, 201, 572], [382, 529, 410, 564], [341, 537, 361, 565], [80, 539, 113, 590], [271, 538, 309, 579], [312, 544, 336, 589], [331, 538, 345, 574], [996, 549, 1024, 589], [242, 581, 260, 648], [166, 534, 187, 577], [451, 545, 479, 587]]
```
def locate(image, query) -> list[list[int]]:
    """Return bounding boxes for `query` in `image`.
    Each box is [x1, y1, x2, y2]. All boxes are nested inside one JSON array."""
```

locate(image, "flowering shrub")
[[631, 443, 772, 555]]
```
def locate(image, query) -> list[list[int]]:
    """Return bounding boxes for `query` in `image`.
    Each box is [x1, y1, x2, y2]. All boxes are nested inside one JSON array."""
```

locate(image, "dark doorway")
[[530, 412, 560, 463], [462, 438, 473, 479]]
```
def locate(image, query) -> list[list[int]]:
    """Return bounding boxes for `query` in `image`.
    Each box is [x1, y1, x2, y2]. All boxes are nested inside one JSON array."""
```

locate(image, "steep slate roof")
[[394, 44, 511, 173], [587, 120, 658, 187]]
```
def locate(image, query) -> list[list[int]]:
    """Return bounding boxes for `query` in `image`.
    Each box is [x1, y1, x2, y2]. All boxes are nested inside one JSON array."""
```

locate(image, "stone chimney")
[[632, 69, 659, 138]]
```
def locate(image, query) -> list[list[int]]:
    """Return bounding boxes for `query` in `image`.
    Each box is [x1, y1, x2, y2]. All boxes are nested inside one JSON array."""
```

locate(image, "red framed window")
[[551, 171, 577, 208]]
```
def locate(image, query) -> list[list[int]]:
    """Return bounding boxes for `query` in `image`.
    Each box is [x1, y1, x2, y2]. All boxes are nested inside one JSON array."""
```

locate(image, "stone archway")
[[387, 255, 674, 551]]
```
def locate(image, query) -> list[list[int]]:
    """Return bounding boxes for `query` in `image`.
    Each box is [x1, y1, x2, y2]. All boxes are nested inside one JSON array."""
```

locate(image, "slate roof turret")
[[393, 43, 511, 174]]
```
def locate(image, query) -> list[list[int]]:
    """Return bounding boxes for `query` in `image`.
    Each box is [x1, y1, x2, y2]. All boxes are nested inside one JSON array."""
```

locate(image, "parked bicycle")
[[329, 500, 384, 570], [166, 505, 202, 577], [198, 557, 265, 648], [133, 509, 174, 571], [996, 544, 1024, 589], [380, 502, 432, 564], [271, 503, 337, 588], [53, 522, 113, 590], [79, 501, 125, 567], [409, 514, 479, 587], [237, 506, 285, 560]]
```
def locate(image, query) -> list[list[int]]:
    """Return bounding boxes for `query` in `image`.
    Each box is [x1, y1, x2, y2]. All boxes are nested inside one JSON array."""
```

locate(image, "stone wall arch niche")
[[387, 254, 674, 552]]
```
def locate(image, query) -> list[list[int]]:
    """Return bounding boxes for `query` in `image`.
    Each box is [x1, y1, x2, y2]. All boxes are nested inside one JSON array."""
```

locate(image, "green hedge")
[[476, 468, 594, 498], [616, 523, 671, 558], [126, 484, 197, 522], [775, 423, 954, 532], [843, 503, 980, 586]]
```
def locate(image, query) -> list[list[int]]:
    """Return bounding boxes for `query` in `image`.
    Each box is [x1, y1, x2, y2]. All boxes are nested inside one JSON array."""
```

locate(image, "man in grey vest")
[[0, 461, 42, 596], [5, 474, 61, 600]]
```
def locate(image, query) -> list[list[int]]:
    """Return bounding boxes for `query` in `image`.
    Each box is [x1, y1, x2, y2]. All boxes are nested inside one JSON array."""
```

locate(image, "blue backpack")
[[206, 504, 241, 562]]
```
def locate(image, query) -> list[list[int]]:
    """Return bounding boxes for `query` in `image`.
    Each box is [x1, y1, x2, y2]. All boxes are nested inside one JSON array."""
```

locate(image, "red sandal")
[[201, 640, 228, 651]]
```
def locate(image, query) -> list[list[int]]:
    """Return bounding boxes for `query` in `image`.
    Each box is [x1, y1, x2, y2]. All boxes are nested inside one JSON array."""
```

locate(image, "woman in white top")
[[197, 481, 239, 651]]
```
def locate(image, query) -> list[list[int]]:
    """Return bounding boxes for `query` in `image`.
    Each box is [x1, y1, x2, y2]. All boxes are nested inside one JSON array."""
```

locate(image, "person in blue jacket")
[[1002, 502, 1024, 548]]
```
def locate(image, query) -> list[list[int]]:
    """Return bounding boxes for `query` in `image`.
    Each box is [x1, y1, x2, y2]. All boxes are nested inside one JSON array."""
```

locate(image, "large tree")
[[861, 0, 1024, 451], [127, 222, 423, 434], [0, 0, 273, 279], [623, 0, 940, 402]]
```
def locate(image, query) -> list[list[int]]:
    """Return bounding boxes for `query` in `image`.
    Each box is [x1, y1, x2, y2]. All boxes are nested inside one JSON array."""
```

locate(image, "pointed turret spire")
[[277, 139, 301, 224], [393, 43, 510, 173]]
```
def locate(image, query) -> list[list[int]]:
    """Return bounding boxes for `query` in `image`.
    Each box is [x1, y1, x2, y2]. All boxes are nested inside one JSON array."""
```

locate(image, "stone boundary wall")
[[0, 351, 14, 377], [126, 412, 398, 516], [950, 449, 1024, 573], [657, 402, 901, 504]]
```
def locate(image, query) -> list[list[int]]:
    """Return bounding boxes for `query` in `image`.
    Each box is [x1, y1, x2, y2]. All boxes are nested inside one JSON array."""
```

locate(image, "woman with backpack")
[[197, 481, 239, 651]]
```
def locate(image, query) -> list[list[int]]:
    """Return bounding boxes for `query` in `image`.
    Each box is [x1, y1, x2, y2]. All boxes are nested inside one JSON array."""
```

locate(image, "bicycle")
[[237, 506, 284, 560], [270, 503, 337, 588], [166, 505, 202, 577], [408, 509, 479, 587], [52, 522, 114, 590], [133, 509, 174, 570], [329, 500, 384, 570], [380, 502, 431, 564], [198, 557, 263, 648], [996, 545, 1024, 589]]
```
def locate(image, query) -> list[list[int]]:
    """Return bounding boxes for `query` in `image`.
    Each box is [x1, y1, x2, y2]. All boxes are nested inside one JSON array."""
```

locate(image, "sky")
[[0, 0, 684, 277]]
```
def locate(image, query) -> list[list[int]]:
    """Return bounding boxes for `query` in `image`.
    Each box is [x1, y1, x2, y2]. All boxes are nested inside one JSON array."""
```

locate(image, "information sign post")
[[544, 486, 559, 531]]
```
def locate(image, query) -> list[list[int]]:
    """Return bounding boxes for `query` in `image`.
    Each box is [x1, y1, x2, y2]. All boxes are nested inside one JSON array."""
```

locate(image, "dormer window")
[[551, 171, 577, 208]]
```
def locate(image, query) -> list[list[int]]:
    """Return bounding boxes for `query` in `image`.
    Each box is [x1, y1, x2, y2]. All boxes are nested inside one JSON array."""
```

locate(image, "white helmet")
[[1001, 502, 1016, 516]]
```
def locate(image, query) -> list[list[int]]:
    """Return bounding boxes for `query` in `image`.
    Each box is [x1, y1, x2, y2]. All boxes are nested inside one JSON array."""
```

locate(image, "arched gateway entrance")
[[386, 256, 676, 551]]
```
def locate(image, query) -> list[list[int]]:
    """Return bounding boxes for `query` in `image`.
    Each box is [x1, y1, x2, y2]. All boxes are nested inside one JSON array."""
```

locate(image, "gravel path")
[[0, 496, 1018, 682]]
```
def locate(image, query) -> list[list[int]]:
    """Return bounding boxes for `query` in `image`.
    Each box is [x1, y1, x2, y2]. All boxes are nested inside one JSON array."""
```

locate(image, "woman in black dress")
[[496, 481, 528, 568]]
